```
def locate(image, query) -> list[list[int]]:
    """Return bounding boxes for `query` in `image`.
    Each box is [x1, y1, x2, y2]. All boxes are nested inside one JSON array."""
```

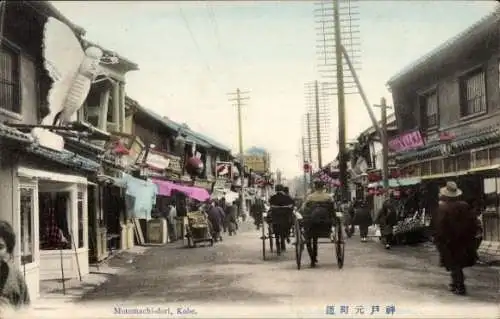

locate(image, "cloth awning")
[[121, 173, 157, 219], [152, 178, 210, 202]]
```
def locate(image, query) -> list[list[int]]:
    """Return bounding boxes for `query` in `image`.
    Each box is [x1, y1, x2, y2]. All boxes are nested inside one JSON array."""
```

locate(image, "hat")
[[439, 181, 462, 198]]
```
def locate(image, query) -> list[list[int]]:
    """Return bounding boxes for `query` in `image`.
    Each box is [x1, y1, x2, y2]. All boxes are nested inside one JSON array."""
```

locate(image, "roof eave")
[[386, 7, 500, 88]]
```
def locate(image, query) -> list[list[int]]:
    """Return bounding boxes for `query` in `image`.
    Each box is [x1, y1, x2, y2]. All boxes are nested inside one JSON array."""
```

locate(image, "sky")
[[52, 0, 498, 178]]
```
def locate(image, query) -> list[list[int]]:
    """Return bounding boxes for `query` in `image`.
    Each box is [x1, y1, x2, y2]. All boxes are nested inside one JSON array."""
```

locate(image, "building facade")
[[0, 2, 104, 298], [387, 7, 500, 260]]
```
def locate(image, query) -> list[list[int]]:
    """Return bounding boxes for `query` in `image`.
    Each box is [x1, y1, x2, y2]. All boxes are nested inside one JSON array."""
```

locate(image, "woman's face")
[[0, 237, 9, 260]]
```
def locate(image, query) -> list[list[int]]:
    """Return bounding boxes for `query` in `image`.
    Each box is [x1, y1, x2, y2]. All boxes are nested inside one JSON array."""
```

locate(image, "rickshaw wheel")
[[335, 219, 345, 269], [261, 220, 267, 260], [294, 218, 303, 270]]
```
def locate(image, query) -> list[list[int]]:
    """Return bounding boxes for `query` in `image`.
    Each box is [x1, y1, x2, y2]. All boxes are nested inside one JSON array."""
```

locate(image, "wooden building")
[[387, 7, 500, 261]]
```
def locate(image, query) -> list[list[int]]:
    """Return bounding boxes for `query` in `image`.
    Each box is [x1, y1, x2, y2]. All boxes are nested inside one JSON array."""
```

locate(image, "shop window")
[[20, 186, 35, 265], [473, 149, 489, 168], [484, 178, 497, 207], [460, 68, 486, 117], [420, 90, 438, 128], [420, 161, 430, 176], [39, 192, 72, 250], [456, 153, 471, 171], [0, 43, 21, 114], [443, 157, 456, 173], [490, 147, 500, 165], [430, 159, 442, 175], [78, 191, 84, 248]]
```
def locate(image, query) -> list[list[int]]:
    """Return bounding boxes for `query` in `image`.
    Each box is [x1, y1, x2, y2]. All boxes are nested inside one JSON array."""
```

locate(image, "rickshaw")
[[183, 211, 214, 248], [293, 209, 345, 270]]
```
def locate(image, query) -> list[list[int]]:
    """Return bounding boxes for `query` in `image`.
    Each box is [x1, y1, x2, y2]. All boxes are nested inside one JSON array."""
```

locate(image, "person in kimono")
[[375, 191, 399, 249], [0, 220, 30, 310]]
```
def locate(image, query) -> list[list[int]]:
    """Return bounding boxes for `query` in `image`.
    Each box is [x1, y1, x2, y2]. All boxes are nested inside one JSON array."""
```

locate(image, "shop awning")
[[368, 177, 421, 188], [121, 174, 157, 220], [467, 164, 500, 174], [152, 178, 210, 202], [96, 175, 127, 188], [421, 171, 468, 180]]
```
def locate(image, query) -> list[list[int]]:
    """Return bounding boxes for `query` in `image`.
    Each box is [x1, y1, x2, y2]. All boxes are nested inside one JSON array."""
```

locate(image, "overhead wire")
[[205, 3, 221, 50], [178, 6, 215, 79]]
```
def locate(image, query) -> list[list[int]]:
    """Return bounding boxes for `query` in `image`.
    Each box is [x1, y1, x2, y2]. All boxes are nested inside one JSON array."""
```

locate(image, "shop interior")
[[101, 185, 125, 251], [37, 179, 88, 280]]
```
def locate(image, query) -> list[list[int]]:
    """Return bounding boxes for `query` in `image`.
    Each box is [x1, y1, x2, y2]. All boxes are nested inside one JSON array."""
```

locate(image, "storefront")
[[394, 126, 500, 258], [0, 123, 101, 298]]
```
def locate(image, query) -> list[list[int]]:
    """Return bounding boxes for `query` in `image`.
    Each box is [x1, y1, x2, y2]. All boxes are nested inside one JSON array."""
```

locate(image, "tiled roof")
[[387, 6, 500, 86], [0, 123, 33, 144], [135, 104, 231, 152], [26, 144, 101, 172]]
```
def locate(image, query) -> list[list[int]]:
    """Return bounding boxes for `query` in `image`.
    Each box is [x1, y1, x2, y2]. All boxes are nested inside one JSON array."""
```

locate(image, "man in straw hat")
[[434, 181, 478, 296]]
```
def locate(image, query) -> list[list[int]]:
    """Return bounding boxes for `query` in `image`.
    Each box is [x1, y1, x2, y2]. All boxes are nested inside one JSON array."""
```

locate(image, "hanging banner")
[[389, 130, 424, 152]]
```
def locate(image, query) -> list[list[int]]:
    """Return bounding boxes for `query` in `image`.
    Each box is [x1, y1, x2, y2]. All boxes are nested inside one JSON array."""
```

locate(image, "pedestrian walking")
[[375, 192, 399, 249], [166, 199, 178, 242], [353, 199, 373, 242], [434, 181, 478, 296], [0, 220, 30, 311], [219, 197, 228, 233], [225, 201, 238, 236], [206, 200, 223, 242]]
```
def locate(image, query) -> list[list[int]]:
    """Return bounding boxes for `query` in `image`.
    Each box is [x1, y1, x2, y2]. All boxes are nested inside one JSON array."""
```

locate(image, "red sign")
[[388, 130, 424, 152]]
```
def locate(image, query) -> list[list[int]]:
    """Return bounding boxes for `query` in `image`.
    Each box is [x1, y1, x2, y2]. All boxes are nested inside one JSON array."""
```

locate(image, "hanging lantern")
[[186, 156, 203, 176]]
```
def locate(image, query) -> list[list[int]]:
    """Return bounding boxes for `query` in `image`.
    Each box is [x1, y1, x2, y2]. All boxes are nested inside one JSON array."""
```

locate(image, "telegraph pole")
[[333, 0, 348, 202], [228, 88, 250, 216], [301, 137, 308, 195], [314, 80, 323, 169], [306, 113, 314, 186], [374, 97, 392, 194]]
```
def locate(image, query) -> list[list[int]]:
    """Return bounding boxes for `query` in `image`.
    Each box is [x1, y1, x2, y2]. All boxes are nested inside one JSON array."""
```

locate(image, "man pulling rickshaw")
[[299, 178, 339, 268], [268, 184, 295, 255]]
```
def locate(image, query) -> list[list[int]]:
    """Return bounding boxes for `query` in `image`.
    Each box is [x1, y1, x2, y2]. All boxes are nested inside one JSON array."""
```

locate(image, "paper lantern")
[[186, 156, 203, 176]]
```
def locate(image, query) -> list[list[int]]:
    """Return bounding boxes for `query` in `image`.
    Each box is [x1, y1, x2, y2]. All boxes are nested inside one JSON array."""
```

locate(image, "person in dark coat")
[[375, 192, 399, 249], [206, 200, 223, 242], [250, 197, 265, 230], [353, 199, 373, 242], [269, 185, 295, 254], [434, 181, 478, 296]]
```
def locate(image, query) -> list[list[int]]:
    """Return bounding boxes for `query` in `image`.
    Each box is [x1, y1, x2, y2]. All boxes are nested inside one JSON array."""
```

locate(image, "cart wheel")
[[269, 226, 274, 253], [335, 221, 345, 269], [294, 219, 303, 270], [261, 221, 267, 260]]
